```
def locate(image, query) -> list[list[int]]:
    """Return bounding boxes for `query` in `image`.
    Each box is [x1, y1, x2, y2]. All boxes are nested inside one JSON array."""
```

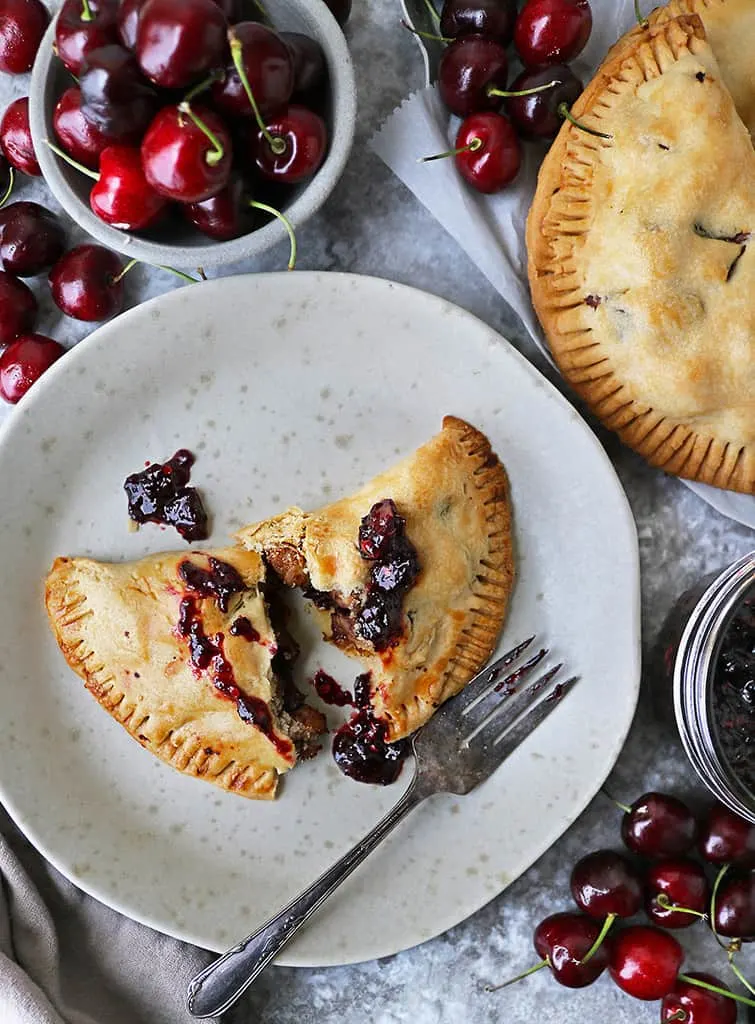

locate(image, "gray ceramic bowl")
[[29, 0, 356, 269]]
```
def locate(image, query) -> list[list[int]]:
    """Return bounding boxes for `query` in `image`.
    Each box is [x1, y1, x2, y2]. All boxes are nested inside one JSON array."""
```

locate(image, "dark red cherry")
[[0, 98, 40, 177], [116, 0, 147, 48], [712, 871, 755, 940], [183, 175, 251, 240], [49, 244, 125, 321], [282, 32, 326, 99], [0, 335, 64, 404], [0, 202, 65, 276], [645, 858, 709, 930], [0, 0, 50, 74], [515, 0, 592, 68], [570, 850, 643, 920], [700, 803, 755, 867], [253, 105, 326, 184], [505, 63, 583, 140], [90, 144, 167, 230], [142, 104, 232, 202], [533, 912, 608, 988], [440, 0, 517, 46], [0, 270, 37, 345], [212, 22, 294, 120], [661, 973, 738, 1024], [621, 792, 698, 858], [438, 35, 508, 118], [453, 112, 520, 194], [53, 87, 114, 169], [79, 44, 157, 140], [608, 925, 684, 1001], [55, 0, 119, 76], [323, 0, 351, 26], [135, 0, 228, 89]]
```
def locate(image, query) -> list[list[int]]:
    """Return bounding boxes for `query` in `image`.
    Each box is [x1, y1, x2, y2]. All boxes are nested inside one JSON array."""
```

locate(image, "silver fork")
[[186, 637, 577, 1018]]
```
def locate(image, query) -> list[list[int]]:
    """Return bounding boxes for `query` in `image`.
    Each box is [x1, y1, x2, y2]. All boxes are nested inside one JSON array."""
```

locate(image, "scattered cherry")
[[323, 0, 351, 27], [452, 112, 521, 194], [116, 0, 147, 49], [90, 144, 167, 230], [142, 103, 232, 202], [183, 175, 250, 240], [438, 35, 509, 118], [700, 803, 755, 868], [0, 0, 50, 74], [53, 86, 113, 169], [55, 0, 119, 76], [645, 858, 709, 930], [136, 0, 228, 88], [49, 244, 126, 321], [621, 792, 698, 858], [0, 98, 40, 177], [608, 925, 684, 1001], [515, 0, 592, 68], [0, 202, 65, 277], [712, 871, 755, 940], [0, 335, 65, 404], [505, 64, 583, 140], [661, 973, 738, 1024], [533, 912, 609, 988], [283, 32, 326, 99], [0, 270, 36, 345], [253, 105, 327, 184], [79, 44, 157, 140], [212, 22, 294, 120], [440, 0, 518, 46], [570, 849, 642, 920]]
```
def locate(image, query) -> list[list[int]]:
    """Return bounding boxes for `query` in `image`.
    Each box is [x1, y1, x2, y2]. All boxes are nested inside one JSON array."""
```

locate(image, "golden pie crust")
[[527, 15, 755, 494], [237, 416, 515, 741]]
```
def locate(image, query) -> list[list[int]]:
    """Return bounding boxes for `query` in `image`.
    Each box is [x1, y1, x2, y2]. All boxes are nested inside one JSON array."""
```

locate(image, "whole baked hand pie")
[[237, 416, 515, 741], [45, 547, 325, 799], [527, 16, 755, 494]]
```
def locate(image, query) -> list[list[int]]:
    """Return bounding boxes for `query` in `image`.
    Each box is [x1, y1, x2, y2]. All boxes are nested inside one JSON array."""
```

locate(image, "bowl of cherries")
[[27, 0, 357, 268]]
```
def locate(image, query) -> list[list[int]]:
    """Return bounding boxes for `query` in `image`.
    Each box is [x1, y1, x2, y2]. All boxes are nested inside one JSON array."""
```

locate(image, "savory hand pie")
[[45, 547, 324, 799], [237, 416, 515, 740], [527, 15, 755, 494]]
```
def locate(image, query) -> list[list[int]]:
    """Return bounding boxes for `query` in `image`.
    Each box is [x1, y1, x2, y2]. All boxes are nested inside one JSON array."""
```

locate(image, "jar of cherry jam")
[[661, 551, 755, 823]]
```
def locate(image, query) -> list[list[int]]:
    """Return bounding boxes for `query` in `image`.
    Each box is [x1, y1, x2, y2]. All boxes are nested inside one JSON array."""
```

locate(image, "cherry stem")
[[728, 953, 755, 998], [601, 788, 631, 814], [710, 863, 731, 951], [0, 166, 14, 208], [177, 102, 224, 166], [252, 0, 269, 20], [44, 139, 100, 180], [634, 0, 649, 27], [228, 31, 284, 154], [484, 959, 548, 993], [197, 266, 207, 281], [667, 1012, 687, 1023], [156, 264, 199, 283], [400, 19, 451, 43], [110, 257, 138, 285], [488, 80, 562, 99], [419, 0, 441, 25], [558, 103, 612, 139], [419, 137, 482, 163], [679, 974, 755, 1008], [580, 913, 615, 964], [182, 69, 223, 106], [249, 200, 297, 270], [656, 893, 707, 919], [80, 0, 93, 22]]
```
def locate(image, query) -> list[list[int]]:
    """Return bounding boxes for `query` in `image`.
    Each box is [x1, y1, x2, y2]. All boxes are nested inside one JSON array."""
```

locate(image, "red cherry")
[[0, 335, 64, 404], [533, 912, 609, 988], [515, 0, 592, 68], [661, 973, 738, 1024], [700, 803, 755, 867], [570, 849, 643, 920], [505, 64, 583, 140], [79, 44, 157, 141], [438, 35, 508, 118], [621, 792, 698, 858], [608, 925, 684, 1001], [440, 0, 518, 46], [253, 105, 326, 183], [712, 871, 755, 940], [282, 32, 326, 100], [0, 98, 40, 177], [90, 144, 167, 230], [0, 0, 50, 74], [55, 0, 119, 76], [53, 87, 114, 169], [49, 244, 126, 321], [141, 104, 232, 203], [0, 270, 37, 345], [453, 112, 521, 194], [0, 202, 65, 276], [183, 175, 250, 240], [116, 0, 146, 49], [136, 0, 227, 89], [212, 22, 294, 120], [645, 858, 709, 929]]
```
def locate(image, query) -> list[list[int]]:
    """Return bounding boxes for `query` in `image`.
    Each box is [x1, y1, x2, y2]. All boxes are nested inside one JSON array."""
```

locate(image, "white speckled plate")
[[0, 273, 640, 965]]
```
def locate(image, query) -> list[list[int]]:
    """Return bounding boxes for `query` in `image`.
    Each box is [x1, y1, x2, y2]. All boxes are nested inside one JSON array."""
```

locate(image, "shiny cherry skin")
[[183, 175, 250, 240], [142, 104, 232, 202], [621, 792, 698, 858], [0, 270, 36, 345], [53, 87, 113, 169], [136, 0, 228, 89], [713, 871, 755, 940], [282, 32, 326, 99], [0, 98, 40, 176], [79, 44, 157, 140], [661, 973, 737, 1024], [438, 35, 508, 118], [700, 803, 755, 867], [453, 112, 520, 194], [55, 0, 119, 76], [323, 0, 351, 26], [570, 850, 643, 920], [90, 144, 167, 230], [0, 335, 64, 404], [441, 0, 517, 46], [505, 63, 582, 140], [49, 244, 125, 322], [533, 913, 609, 988], [645, 858, 709, 930], [0, 202, 65, 277], [254, 105, 327, 184], [116, 0, 146, 48], [608, 925, 684, 1001], [212, 22, 294, 120], [0, 0, 50, 73], [515, 0, 592, 68]]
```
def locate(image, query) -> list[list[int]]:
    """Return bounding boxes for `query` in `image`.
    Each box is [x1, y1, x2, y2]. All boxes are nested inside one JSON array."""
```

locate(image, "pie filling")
[[124, 449, 208, 543]]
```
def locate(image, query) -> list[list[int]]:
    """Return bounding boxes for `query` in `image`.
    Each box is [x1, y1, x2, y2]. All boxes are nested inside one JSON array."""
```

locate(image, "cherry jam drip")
[[312, 669, 353, 706], [229, 616, 261, 642], [712, 595, 755, 793], [332, 673, 409, 785], [124, 449, 208, 542], [354, 499, 419, 652], [178, 557, 246, 613]]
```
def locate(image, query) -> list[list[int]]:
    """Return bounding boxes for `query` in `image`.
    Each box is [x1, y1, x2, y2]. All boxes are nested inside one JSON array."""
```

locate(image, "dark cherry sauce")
[[712, 596, 755, 793], [229, 616, 261, 642], [124, 449, 208, 542], [331, 672, 410, 785], [178, 557, 246, 612], [312, 669, 353, 707]]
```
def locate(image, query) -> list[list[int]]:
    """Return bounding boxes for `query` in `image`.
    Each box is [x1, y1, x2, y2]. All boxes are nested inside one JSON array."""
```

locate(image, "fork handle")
[[186, 770, 426, 1018]]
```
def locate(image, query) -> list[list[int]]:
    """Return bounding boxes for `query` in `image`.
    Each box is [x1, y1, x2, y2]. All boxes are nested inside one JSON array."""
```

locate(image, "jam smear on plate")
[[312, 669, 353, 706], [711, 595, 755, 793], [332, 672, 409, 785], [124, 449, 208, 542]]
